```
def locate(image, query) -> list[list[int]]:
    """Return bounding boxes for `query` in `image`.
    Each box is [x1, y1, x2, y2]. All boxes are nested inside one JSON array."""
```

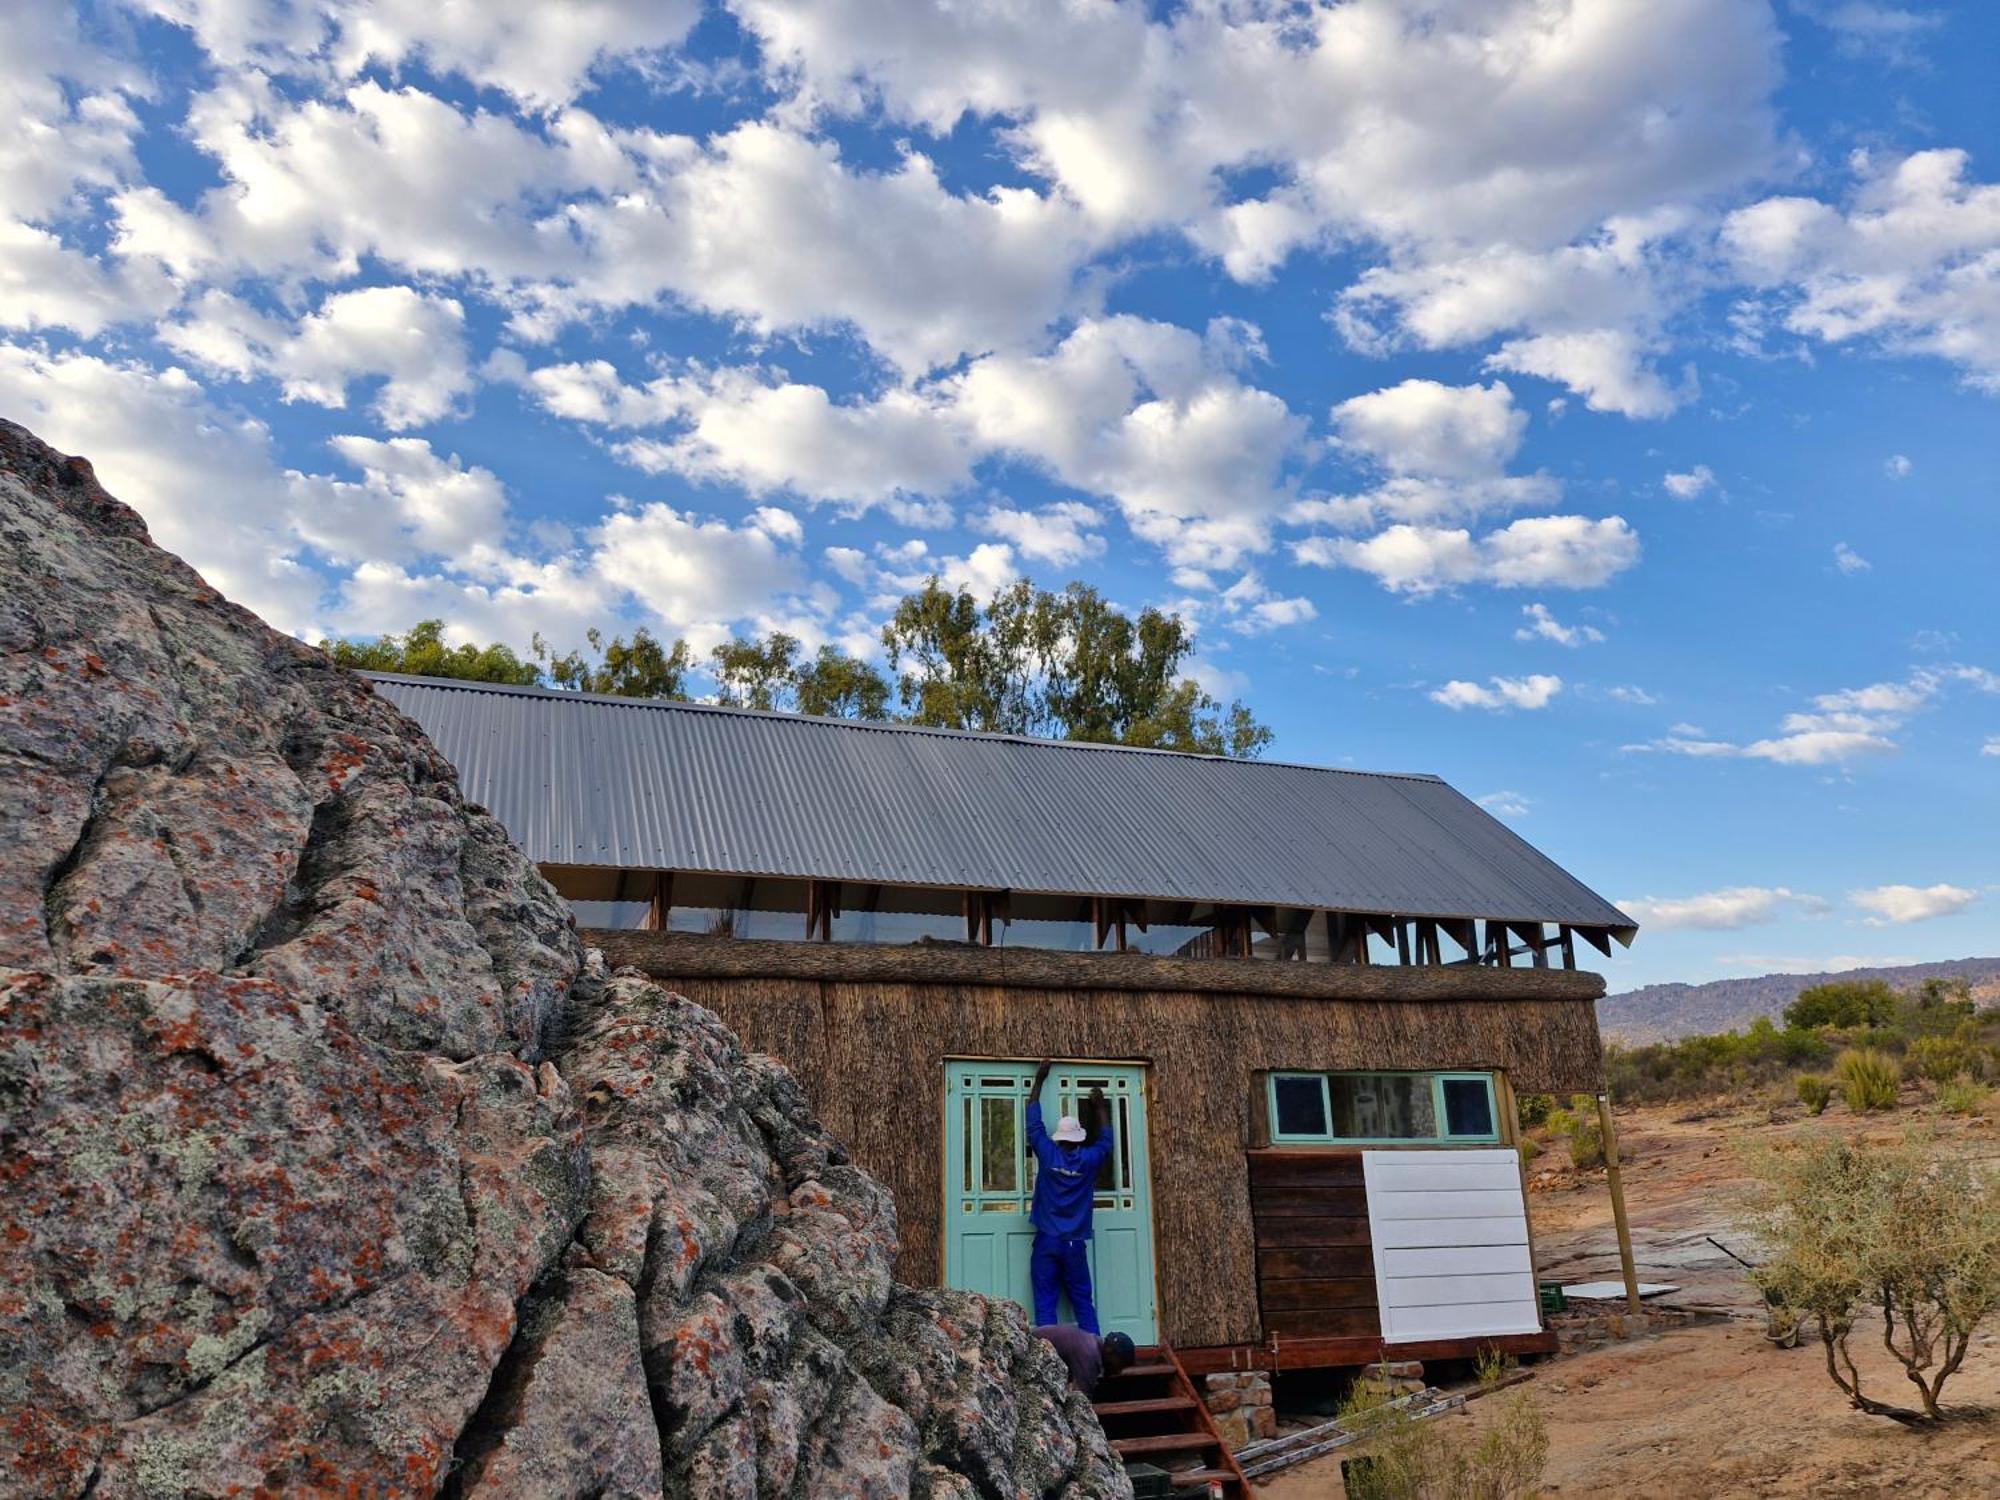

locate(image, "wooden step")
[[1170, 1470, 1236, 1490], [1105, 1361, 1178, 1381], [1092, 1396, 1198, 1419], [1110, 1433, 1220, 1457]]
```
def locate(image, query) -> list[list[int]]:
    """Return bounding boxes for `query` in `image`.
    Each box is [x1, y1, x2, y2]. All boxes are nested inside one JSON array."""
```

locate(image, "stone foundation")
[[1549, 1304, 1692, 1353], [1203, 1370, 1276, 1448], [1357, 1359, 1428, 1401]]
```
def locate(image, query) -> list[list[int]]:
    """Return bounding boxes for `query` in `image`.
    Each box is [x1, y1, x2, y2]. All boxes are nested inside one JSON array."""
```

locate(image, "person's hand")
[[1031, 1058, 1054, 1093]]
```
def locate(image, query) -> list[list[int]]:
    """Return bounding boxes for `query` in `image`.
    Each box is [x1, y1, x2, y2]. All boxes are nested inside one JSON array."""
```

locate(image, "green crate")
[[1538, 1281, 1567, 1313], [1125, 1462, 1175, 1499]]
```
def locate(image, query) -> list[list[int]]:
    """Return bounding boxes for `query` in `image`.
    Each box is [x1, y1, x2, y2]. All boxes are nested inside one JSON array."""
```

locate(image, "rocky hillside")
[[1601, 956, 2000, 1043], [0, 418, 1128, 1500]]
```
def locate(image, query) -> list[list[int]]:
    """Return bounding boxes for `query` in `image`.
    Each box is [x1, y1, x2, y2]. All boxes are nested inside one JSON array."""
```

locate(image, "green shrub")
[[1836, 1048, 1902, 1112], [1548, 1094, 1605, 1169], [1517, 1135, 1542, 1166], [1900, 977, 1979, 1037], [1937, 1076, 1989, 1117], [1909, 1035, 1983, 1084], [1796, 1074, 1832, 1115], [1515, 1092, 1555, 1130], [1785, 979, 1898, 1031]]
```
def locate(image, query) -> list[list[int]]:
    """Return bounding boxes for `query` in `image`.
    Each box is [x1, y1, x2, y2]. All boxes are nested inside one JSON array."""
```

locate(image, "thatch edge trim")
[[584, 928, 1606, 1002]]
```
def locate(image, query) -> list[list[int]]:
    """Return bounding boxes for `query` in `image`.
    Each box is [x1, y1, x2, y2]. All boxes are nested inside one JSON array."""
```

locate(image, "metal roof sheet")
[[367, 672, 1637, 932]]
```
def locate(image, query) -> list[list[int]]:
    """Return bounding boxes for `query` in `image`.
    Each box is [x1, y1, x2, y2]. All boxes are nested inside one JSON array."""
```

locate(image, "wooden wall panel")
[[1248, 1149, 1383, 1346]]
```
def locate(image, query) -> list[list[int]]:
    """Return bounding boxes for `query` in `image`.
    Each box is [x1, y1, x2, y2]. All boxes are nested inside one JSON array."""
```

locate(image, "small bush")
[[1517, 1135, 1542, 1165], [1836, 1048, 1902, 1113], [1743, 1129, 2000, 1422], [1515, 1092, 1555, 1130], [1937, 1076, 1989, 1117], [1796, 1074, 1832, 1115], [1909, 1034, 1984, 1084], [1548, 1094, 1605, 1169], [1340, 1379, 1547, 1499]]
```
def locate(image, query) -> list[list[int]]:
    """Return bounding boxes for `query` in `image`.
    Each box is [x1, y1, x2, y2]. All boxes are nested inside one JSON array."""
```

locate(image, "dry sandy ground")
[[1259, 1097, 2000, 1497]]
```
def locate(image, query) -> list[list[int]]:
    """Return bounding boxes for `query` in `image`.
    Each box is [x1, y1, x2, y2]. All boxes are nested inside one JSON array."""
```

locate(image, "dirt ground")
[[1258, 1098, 2000, 1497]]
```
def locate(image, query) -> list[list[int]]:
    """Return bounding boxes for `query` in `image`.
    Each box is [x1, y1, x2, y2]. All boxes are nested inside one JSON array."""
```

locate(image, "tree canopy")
[[322, 619, 540, 686], [882, 579, 1271, 757], [319, 577, 1270, 756]]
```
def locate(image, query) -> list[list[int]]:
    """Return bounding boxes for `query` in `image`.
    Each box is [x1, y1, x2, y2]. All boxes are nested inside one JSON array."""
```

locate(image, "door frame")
[[939, 1053, 1164, 1340]]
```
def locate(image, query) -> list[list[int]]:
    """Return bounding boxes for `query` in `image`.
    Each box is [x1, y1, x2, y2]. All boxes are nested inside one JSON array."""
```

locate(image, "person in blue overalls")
[[1026, 1058, 1115, 1333]]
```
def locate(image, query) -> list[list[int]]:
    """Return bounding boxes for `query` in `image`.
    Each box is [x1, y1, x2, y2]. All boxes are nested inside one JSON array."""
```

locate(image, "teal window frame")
[[1265, 1069, 1501, 1146]]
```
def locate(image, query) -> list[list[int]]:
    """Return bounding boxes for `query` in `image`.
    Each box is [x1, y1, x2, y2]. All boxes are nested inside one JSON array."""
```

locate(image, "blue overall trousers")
[[1026, 1100, 1114, 1332]]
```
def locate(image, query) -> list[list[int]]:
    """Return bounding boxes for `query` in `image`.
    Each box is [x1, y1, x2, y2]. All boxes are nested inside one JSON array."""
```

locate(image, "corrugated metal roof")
[[367, 672, 1637, 932]]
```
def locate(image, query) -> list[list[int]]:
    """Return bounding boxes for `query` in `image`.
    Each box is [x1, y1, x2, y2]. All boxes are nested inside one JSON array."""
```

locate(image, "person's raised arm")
[[1081, 1085, 1115, 1166], [1026, 1059, 1055, 1159]]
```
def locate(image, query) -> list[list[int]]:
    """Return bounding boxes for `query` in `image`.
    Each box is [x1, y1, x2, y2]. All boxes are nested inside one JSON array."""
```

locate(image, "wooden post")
[[647, 871, 673, 932], [1597, 1092, 1643, 1316]]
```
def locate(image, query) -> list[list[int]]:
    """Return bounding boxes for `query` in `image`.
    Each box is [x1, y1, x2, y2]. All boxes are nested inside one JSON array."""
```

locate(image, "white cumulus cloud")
[[1430, 674, 1563, 712], [1302, 515, 1639, 595], [1515, 602, 1604, 647], [1618, 886, 1807, 931], [1663, 464, 1715, 499], [1849, 883, 1978, 925]]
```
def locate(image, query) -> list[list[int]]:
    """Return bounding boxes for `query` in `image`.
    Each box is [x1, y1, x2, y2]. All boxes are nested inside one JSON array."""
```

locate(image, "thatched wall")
[[588, 931, 1605, 1349]]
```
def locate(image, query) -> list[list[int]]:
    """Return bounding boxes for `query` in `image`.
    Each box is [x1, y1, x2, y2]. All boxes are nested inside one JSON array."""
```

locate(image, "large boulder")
[[0, 419, 1129, 1500]]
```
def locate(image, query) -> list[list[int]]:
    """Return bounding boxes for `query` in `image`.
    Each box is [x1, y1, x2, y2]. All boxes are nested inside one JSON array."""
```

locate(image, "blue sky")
[[3, 0, 1995, 990]]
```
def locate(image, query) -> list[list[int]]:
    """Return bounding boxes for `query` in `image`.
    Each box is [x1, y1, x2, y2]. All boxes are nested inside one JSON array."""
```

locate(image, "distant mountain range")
[[1600, 956, 2000, 1043]]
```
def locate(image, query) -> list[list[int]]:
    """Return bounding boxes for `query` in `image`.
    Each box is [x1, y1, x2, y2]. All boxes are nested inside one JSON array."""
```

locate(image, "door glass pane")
[[1441, 1077, 1495, 1138], [1273, 1075, 1329, 1138], [981, 1096, 1018, 1193], [961, 1094, 974, 1189], [1330, 1073, 1437, 1139], [1093, 1094, 1129, 1194]]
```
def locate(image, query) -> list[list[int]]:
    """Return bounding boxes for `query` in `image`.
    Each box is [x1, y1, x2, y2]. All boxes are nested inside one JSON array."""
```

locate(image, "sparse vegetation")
[[1547, 1095, 1605, 1170], [1936, 1076, 1989, 1117], [1835, 1048, 1902, 1113], [1743, 1130, 2000, 1424], [1907, 1032, 1986, 1084], [1795, 1073, 1832, 1116], [1604, 978, 1991, 1110], [1339, 1377, 1547, 1499], [1515, 1092, 1555, 1130]]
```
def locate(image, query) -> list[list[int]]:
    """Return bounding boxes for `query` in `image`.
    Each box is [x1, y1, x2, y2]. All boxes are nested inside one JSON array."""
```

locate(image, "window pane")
[[980, 1097, 1018, 1193], [1329, 1074, 1436, 1139], [1442, 1078, 1495, 1138], [1273, 1075, 1328, 1138]]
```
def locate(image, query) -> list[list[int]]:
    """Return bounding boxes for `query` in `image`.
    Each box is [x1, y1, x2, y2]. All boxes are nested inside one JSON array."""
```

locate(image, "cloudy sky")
[[4, 0, 1996, 989]]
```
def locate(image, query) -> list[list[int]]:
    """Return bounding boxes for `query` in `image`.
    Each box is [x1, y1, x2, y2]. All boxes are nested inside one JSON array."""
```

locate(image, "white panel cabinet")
[[1362, 1148, 1542, 1343]]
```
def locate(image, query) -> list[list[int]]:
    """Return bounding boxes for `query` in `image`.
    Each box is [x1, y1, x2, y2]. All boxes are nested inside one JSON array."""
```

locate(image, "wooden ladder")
[[1091, 1344, 1252, 1497]]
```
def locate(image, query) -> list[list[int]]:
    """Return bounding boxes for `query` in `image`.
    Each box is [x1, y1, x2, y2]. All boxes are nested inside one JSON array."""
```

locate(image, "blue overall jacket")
[[1026, 1100, 1114, 1239]]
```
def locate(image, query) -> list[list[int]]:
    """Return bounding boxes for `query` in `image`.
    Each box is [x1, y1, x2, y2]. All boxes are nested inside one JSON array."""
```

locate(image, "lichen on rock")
[[0, 418, 1128, 1499]]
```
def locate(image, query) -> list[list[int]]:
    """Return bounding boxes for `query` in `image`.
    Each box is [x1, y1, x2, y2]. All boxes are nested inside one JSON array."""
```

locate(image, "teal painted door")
[[943, 1060, 1158, 1343]]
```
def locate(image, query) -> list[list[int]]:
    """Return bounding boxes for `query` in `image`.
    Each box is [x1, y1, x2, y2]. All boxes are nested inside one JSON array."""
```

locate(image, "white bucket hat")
[[1052, 1115, 1087, 1143]]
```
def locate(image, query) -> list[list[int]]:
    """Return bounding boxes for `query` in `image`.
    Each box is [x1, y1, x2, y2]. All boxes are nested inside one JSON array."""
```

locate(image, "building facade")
[[372, 672, 1635, 1367]]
